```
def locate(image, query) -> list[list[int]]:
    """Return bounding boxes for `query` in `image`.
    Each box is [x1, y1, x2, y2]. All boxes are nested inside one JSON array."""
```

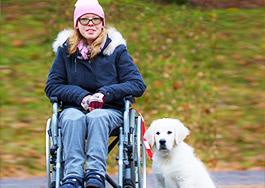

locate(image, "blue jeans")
[[59, 108, 123, 179]]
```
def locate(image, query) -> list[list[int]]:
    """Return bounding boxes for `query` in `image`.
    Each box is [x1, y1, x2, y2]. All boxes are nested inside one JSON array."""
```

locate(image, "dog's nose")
[[159, 139, 166, 145]]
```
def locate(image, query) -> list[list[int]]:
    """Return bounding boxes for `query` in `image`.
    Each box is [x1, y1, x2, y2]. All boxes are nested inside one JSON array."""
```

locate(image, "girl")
[[45, 0, 146, 187]]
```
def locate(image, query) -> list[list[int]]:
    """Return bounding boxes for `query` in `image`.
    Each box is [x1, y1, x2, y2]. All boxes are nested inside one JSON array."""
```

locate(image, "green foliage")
[[166, 0, 188, 4], [100, 0, 112, 4], [1, 0, 264, 177], [149, 0, 188, 4]]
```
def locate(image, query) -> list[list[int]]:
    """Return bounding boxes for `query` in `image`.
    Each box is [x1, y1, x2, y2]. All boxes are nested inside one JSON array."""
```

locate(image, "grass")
[[0, 0, 264, 177], [213, 8, 264, 170]]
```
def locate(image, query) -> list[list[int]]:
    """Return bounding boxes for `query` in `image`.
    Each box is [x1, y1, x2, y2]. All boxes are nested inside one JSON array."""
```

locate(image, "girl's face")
[[77, 13, 104, 45]]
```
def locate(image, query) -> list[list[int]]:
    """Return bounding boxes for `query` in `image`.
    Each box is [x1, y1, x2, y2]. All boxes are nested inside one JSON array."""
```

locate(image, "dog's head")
[[144, 118, 190, 152]]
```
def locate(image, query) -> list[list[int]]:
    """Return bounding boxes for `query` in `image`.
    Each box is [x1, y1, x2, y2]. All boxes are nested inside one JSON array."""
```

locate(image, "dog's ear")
[[144, 124, 155, 148], [175, 120, 190, 145]]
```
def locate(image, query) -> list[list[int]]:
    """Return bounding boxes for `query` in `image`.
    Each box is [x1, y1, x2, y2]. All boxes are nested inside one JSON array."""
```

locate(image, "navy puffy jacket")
[[45, 28, 146, 111]]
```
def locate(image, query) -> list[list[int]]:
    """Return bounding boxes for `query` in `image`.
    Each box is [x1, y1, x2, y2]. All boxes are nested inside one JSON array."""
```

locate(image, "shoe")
[[60, 176, 84, 188], [85, 172, 105, 188]]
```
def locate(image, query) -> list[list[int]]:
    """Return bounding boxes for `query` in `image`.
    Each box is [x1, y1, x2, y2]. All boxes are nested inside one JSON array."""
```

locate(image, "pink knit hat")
[[74, 0, 105, 28]]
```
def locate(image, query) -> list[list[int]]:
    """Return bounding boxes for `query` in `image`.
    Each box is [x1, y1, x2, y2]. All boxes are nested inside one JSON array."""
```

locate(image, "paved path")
[[1, 171, 264, 188]]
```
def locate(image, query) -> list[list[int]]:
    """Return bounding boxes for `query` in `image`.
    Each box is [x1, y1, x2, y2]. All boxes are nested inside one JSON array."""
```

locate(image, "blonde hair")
[[68, 29, 107, 60]]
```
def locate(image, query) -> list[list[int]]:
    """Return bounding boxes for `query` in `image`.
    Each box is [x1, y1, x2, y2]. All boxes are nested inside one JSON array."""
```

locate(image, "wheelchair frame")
[[46, 97, 146, 188]]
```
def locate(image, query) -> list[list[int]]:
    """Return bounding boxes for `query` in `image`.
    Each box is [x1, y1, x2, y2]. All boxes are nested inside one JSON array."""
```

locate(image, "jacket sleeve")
[[98, 45, 146, 102], [45, 47, 90, 105]]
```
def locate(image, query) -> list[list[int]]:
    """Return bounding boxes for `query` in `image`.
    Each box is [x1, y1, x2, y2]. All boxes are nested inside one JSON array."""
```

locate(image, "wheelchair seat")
[[46, 96, 147, 188]]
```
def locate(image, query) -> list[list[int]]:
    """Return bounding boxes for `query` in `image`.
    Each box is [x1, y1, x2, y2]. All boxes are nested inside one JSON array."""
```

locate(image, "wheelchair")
[[46, 96, 147, 188]]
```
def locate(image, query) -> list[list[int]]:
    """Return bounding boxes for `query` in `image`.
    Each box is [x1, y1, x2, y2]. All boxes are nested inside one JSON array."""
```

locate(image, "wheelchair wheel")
[[136, 115, 147, 188], [46, 118, 52, 188], [129, 109, 146, 188]]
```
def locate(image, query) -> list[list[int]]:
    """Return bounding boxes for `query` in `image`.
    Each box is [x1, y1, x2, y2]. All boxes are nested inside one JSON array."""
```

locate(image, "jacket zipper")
[[74, 58, 77, 72]]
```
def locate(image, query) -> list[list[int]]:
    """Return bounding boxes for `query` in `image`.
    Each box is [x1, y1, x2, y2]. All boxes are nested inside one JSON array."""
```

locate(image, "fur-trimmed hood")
[[52, 27, 127, 56]]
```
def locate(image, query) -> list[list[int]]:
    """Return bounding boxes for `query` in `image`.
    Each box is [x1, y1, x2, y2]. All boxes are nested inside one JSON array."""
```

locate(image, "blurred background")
[[1, 0, 264, 177]]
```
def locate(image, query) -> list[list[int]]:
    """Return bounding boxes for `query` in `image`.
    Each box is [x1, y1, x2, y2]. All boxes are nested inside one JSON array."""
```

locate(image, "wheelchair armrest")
[[50, 97, 62, 112], [50, 97, 58, 104], [123, 95, 135, 105]]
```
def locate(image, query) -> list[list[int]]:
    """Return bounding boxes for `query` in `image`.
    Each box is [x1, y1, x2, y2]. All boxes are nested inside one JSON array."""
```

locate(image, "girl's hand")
[[81, 95, 92, 110], [88, 92, 105, 111]]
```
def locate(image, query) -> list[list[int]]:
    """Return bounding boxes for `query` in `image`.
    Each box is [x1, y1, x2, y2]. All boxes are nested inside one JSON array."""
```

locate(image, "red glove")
[[88, 93, 105, 111]]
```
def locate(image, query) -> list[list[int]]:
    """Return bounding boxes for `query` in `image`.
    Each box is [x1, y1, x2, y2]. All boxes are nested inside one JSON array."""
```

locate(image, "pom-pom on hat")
[[74, 0, 105, 28]]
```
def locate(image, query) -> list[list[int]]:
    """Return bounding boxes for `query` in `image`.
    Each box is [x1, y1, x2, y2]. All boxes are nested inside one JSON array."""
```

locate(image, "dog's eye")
[[156, 132, 160, 135], [167, 131, 172, 134]]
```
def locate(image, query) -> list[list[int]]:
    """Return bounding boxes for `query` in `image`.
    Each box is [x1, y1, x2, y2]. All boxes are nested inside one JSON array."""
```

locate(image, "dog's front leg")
[[164, 177, 180, 188], [177, 179, 195, 188], [155, 174, 165, 188]]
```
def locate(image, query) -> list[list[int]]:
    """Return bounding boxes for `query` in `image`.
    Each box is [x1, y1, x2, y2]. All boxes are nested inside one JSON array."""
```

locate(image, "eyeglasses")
[[78, 17, 102, 25]]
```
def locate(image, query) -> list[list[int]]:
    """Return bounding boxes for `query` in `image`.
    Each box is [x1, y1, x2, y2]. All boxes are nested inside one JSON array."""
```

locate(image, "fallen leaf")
[[183, 104, 190, 110], [173, 82, 182, 90], [197, 72, 204, 78], [11, 40, 24, 47], [154, 80, 162, 87]]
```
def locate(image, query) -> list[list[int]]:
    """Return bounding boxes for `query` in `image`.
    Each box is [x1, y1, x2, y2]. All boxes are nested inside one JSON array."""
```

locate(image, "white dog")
[[144, 118, 216, 188]]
